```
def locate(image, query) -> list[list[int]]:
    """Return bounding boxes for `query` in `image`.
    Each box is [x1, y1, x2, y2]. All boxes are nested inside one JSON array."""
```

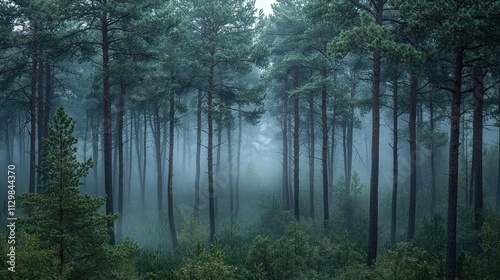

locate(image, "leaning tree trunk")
[[446, 49, 464, 280], [391, 71, 399, 244], [472, 66, 484, 231], [293, 66, 300, 220], [167, 94, 178, 249], [408, 75, 418, 241]]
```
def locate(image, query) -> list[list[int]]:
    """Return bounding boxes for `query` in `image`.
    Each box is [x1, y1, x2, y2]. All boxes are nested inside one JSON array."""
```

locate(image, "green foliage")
[[18, 106, 137, 279], [173, 243, 236, 280], [479, 216, 500, 279], [258, 197, 294, 238], [375, 242, 441, 280], [177, 216, 209, 249]]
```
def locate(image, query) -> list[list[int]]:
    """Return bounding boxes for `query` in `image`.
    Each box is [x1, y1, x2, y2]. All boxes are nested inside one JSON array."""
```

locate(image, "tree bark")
[[167, 94, 179, 249], [235, 105, 242, 218], [116, 81, 125, 240], [194, 90, 202, 217], [215, 127, 222, 217], [152, 106, 163, 222], [309, 90, 315, 219], [367, 0, 383, 266], [391, 72, 398, 244], [283, 78, 290, 210], [208, 58, 216, 243], [408, 75, 418, 241], [321, 66, 329, 229], [430, 93, 436, 217], [472, 66, 484, 230], [227, 125, 234, 216], [92, 115, 99, 197], [293, 66, 300, 220], [101, 4, 115, 245], [29, 46, 37, 194], [446, 49, 464, 280]]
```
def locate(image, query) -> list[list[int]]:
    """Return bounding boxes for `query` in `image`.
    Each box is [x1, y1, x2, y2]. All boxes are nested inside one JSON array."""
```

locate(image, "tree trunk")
[[208, 58, 216, 243], [391, 72, 398, 244], [430, 93, 436, 217], [116, 81, 125, 240], [92, 115, 99, 197], [446, 49, 464, 280], [227, 125, 234, 216], [152, 106, 163, 222], [293, 66, 300, 220], [167, 94, 179, 249], [37, 57, 44, 187], [128, 113, 133, 205], [472, 66, 484, 231], [235, 105, 242, 218], [329, 110, 336, 202], [408, 75, 418, 241], [215, 127, 222, 217], [142, 111, 147, 212], [29, 47, 37, 194], [321, 66, 329, 229], [367, 0, 383, 266], [194, 90, 202, 217], [101, 5, 115, 245], [309, 90, 315, 219], [283, 78, 290, 210], [83, 110, 89, 190]]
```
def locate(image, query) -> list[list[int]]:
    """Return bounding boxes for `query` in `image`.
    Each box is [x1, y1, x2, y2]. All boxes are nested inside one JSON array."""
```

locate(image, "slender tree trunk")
[[101, 6, 115, 245], [329, 111, 335, 202], [391, 72, 398, 244], [37, 57, 44, 187], [321, 66, 329, 229], [235, 105, 242, 218], [473, 66, 484, 230], [142, 111, 147, 212], [367, 0, 383, 266], [29, 46, 37, 194], [128, 113, 133, 205], [215, 127, 222, 217], [92, 115, 99, 197], [446, 49, 464, 280], [408, 75, 418, 241], [83, 110, 89, 190], [194, 90, 202, 217], [293, 66, 300, 220], [288, 111, 293, 207], [117, 81, 125, 240], [133, 110, 144, 212], [497, 90, 500, 212], [167, 94, 179, 249], [283, 78, 290, 210], [430, 94, 437, 217], [208, 58, 216, 243], [152, 106, 163, 222], [309, 91, 315, 219], [227, 125, 234, 216]]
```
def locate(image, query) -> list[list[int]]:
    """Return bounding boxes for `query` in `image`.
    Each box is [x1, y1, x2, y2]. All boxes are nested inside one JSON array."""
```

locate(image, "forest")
[[0, 0, 500, 279]]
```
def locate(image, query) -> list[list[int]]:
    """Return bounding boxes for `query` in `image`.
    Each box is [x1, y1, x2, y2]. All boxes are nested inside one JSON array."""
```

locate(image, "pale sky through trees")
[[255, 0, 275, 15]]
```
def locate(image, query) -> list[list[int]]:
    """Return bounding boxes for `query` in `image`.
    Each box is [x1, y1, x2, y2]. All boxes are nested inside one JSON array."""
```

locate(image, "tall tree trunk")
[[215, 127, 222, 217], [29, 46, 37, 194], [227, 125, 234, 216], [293, 66, 300, 220], [152, 106, 163, 222], [142, 111, 147, 212], [208, 58, 216, 243], [37, 57, 44, 187], [283, 78, 290, 210], [309, 91, 315, 219], [446, 49, 464, 280], [329, 110, 336, 202], [116, 81, 125, 240], [430, 93, 436, 217], [235, 105, 242, 218], [288, 111, 293, 207], [321, 66, 329, 229], [497, 90, 500, 212], [167, 94, 179, 249], [408, 75, 418, 241], [83, 110, 89, 190], [194, 90, 202, 217], [391, 72, 399, 244], [127, 113, 133, 204], [472, 66, 484, 230], [367, 0, 383, 266], [101, 6, 115, 245], [133, 110, 144, 213], [92, 115, 99, 197]]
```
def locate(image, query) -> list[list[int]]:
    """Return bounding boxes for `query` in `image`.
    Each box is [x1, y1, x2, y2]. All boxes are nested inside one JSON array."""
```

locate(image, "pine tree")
[[20, 105, 116, 279]]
